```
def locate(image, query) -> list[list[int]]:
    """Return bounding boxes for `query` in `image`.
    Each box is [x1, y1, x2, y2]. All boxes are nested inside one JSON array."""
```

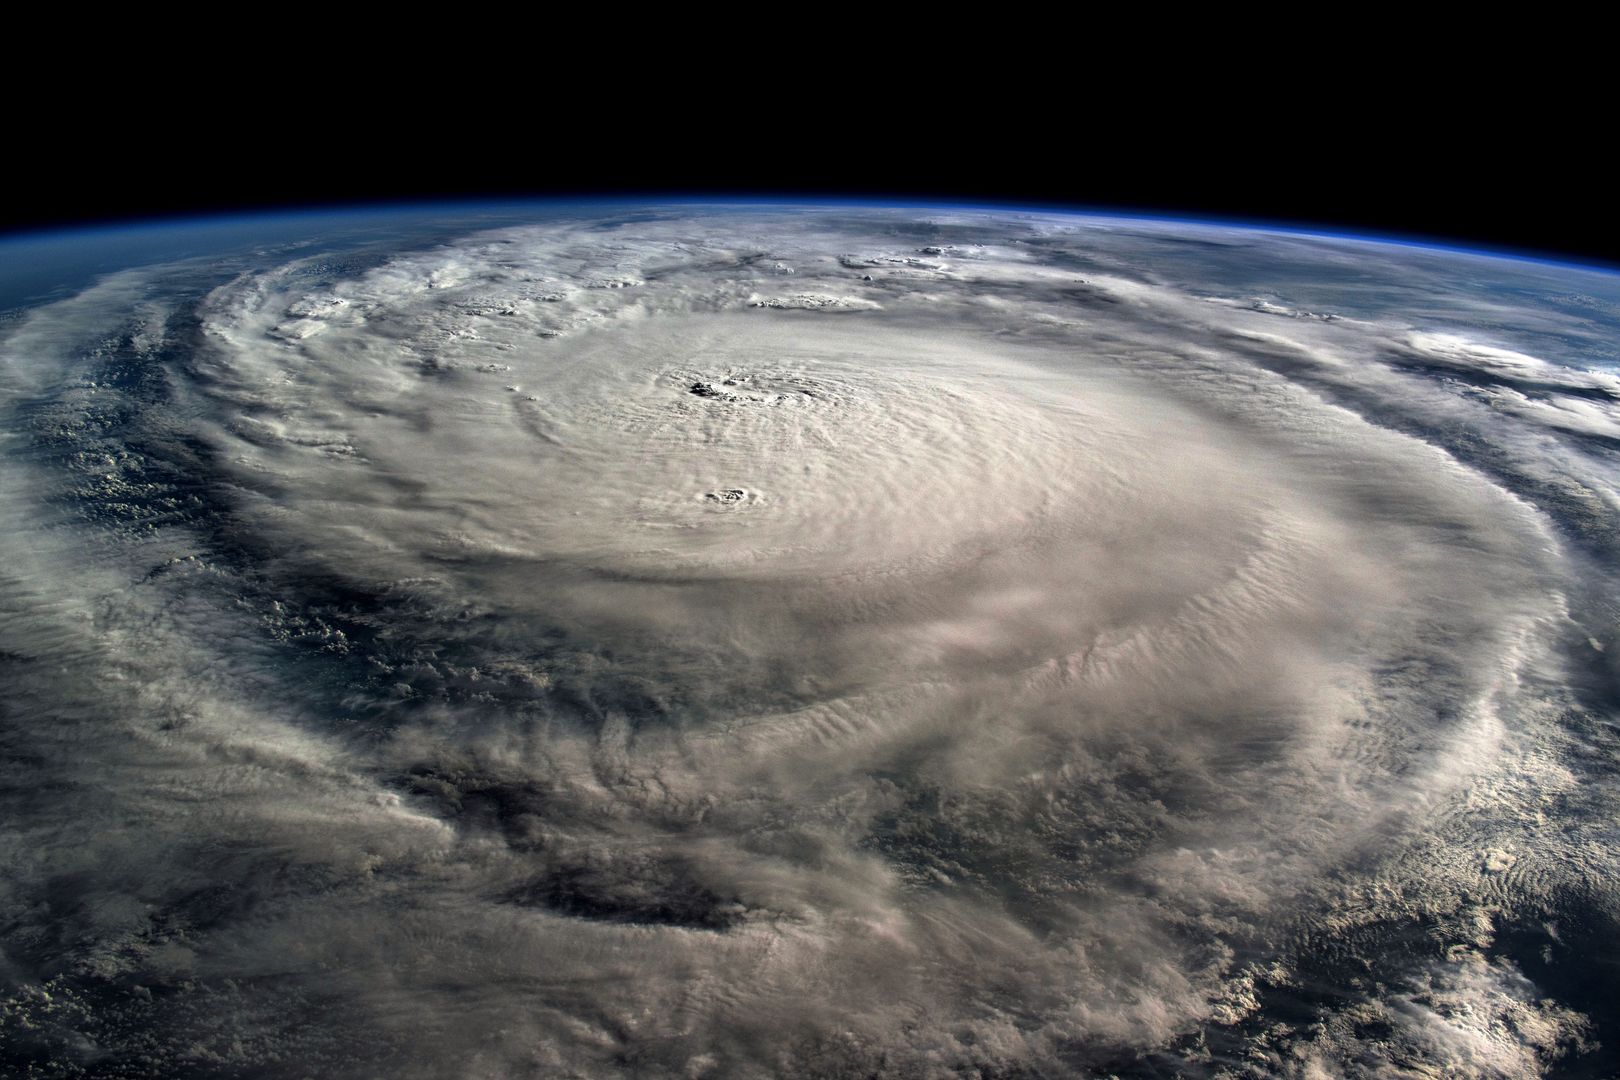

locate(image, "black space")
[[6, 78, 1612, 268]]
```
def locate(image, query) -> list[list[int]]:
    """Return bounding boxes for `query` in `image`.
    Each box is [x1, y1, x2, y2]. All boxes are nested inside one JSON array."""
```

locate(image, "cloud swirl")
[[3, 207, 1618, 1078]]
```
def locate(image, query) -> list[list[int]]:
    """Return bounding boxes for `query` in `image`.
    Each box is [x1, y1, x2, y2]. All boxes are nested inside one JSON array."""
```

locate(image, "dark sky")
[[8, 86, 1612, 269]]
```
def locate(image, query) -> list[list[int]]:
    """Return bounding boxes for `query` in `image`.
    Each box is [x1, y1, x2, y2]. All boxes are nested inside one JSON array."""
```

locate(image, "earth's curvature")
[[2, 203, 1619, 1078]]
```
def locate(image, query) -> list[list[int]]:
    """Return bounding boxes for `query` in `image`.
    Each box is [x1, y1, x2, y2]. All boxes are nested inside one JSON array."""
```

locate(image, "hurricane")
[[3, 204, 1618, 1078]]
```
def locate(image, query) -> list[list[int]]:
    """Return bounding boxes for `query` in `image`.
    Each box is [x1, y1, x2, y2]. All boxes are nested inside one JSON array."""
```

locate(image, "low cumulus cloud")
[[2, 208, 1618, 1077]]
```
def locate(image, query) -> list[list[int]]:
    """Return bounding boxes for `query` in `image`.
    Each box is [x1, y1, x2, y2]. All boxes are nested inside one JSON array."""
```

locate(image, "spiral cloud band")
[[2, 207, 1619, 1077]]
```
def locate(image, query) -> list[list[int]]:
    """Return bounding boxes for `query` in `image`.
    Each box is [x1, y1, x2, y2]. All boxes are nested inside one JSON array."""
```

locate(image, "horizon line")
[[3, 195, 1617, 278]]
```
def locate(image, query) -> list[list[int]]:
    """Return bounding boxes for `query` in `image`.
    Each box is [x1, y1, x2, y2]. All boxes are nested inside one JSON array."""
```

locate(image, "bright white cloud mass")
[[2, 206, 1619, 1078]]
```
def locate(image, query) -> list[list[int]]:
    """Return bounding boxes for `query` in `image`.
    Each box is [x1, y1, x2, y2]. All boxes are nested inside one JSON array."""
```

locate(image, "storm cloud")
[[3, 207, 1618, 1078]]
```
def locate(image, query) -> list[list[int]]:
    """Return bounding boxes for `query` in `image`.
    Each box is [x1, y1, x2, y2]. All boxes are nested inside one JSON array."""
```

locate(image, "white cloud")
[[1, 208, 1617, 1077]]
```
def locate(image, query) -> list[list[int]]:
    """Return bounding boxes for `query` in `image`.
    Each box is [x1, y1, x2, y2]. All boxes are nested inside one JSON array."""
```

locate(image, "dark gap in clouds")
[[1489, 888, 1620, 1080], [503, 863, 749, 932], [1158, 912, 1456, 1078]]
